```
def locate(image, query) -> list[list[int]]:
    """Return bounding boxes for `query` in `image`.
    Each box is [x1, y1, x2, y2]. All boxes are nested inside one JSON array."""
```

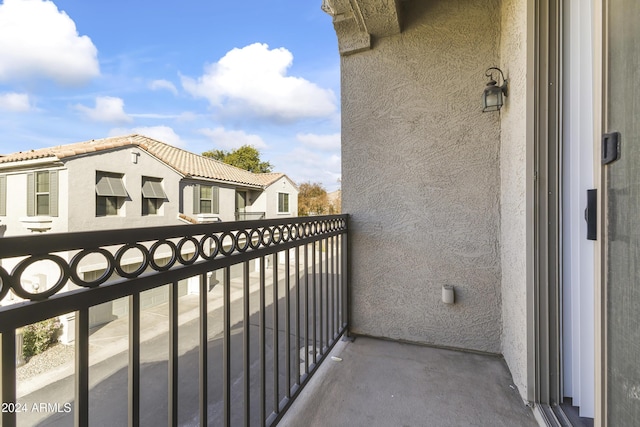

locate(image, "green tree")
[[202, 145, 273, 173], [298, 182, 329, 216]]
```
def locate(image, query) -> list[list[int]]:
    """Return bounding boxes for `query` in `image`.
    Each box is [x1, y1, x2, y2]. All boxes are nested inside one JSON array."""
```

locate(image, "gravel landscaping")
[[16, 343, 75, 382]]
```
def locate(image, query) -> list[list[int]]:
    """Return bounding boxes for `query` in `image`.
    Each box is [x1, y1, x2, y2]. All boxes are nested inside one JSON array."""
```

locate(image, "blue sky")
[[0, 0, 341, 191]]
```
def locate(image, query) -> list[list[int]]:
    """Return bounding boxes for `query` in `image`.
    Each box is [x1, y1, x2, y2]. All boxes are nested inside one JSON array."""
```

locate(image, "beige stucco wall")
[[66, 149, 183, 231], [259, 176, 298, 218], [181, 179, 245, 222], [499, 0, 530, 400], [341, 0, 503, 353]]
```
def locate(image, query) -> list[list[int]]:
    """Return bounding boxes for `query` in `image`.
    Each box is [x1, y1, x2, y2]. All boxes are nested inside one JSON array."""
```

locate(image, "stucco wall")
[[181, 179, 244, 222], [499, 0, 530, 399], [341, 0, 503, 353], [263, 176, 298, 218], [66, 149, 183, 231], [0, 166, 69, 237]]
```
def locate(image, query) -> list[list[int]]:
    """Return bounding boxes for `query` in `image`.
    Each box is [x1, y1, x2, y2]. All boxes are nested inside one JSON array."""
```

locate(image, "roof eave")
[[0, 156, 63, 171]]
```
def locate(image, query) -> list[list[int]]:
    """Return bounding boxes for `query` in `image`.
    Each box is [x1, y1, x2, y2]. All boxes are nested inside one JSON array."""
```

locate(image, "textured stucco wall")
[[499, 0, 530, 399], [67, 149, 183, 231], [263, 176, 298, 218], [342, 0, 503, 353]]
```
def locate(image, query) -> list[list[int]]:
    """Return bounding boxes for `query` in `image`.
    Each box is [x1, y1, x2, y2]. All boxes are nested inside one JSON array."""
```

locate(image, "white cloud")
[[149, 79, 178, 95], [181, 43, 337, 121], [0, 92, 31, 112], [75, 96, 132, 123], [199, 126, 267, 150], [0, 0, 99, 85], [276, 147, 341, 191], [109, 125, 184, 147], [296, 132, 341, 151], [177, 111, 198, 122], [130, 113, 179, 119]]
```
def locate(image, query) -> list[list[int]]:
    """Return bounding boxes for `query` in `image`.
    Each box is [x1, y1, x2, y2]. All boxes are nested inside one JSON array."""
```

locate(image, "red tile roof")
[[0, 134, 289, 188]]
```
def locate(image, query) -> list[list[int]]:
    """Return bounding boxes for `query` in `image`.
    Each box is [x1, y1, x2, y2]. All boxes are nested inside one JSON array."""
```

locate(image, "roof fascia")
[[0, 157, 64, 172]]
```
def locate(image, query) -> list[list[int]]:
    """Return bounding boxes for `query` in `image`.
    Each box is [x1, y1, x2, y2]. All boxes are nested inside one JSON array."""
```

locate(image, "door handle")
[[585, 189, 597, 240]]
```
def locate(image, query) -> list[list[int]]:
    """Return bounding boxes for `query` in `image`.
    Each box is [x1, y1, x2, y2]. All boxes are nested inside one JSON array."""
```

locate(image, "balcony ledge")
[[19, 216, 53, 232], [196, 213, 221, 223]]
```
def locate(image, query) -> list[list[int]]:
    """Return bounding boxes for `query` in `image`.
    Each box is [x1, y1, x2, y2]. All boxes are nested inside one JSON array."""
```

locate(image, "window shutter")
[[96, 172, 128, 197], [193, 184, 200, 214], [142, 178, 166, 199], [0, 175, 6, 216], [49, 171, 59, 217], [27, 172, 35, 216], [213, 186, 219, 214]]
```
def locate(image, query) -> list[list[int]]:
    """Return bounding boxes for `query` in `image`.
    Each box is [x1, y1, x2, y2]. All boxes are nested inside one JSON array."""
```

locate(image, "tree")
[[298, 182, 329, 216], [202, 145, 273, 173]]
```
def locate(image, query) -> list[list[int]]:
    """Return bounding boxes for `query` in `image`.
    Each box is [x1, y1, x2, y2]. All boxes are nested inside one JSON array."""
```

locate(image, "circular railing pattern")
[[0, 217, 347, 302]]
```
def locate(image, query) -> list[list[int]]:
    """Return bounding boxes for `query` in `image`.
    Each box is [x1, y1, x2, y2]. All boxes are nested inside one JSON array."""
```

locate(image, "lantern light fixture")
[[482, 67, 508, 112]]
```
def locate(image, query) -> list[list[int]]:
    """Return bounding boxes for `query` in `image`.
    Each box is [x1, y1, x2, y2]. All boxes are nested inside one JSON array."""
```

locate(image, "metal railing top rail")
[[0, 215, 348, 331], [0, 214, 347, 258]]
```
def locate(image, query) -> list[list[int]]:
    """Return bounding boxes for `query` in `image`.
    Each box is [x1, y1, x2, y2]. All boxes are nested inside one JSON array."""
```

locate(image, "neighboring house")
[[323, 0, 638, 425], [0, 134, 298, 341], [0, 134, 298, 237]]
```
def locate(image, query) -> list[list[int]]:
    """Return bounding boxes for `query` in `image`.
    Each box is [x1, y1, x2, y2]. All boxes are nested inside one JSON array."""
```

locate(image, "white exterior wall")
[[245, 189, 264, 215]]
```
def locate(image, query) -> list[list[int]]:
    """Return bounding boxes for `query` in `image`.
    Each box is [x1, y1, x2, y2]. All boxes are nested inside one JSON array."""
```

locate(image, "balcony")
[[0, 215, 536, 426]]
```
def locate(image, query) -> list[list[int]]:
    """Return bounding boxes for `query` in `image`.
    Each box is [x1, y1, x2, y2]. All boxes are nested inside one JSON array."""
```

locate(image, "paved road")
[[17, 267, 341, 427]]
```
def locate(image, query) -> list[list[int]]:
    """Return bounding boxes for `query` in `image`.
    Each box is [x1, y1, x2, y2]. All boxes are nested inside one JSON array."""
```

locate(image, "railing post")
[[199, 273, 208, 427], [169, 282, 179, 427], [1, 329, 17, 427], [243, 262, 250, 427], [75, 308, 89, 427], [259, 256, 266, 426], [223, 266, 231, 427], [129, 292, 140, 427]]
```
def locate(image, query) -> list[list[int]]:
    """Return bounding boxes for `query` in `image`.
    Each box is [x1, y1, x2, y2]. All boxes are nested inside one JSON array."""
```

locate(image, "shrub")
[[22, 318, 63, 358]]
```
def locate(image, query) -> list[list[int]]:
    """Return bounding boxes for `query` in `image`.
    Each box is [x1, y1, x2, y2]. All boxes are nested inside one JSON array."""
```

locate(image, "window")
[[193, 184, 219, 214], [36, 172, 49, 215], [141, 177, 166, 216], [278, 192, 289, 213], [96, 171, 127, 216], [0, 175, 6, 216], [26, 171, 58, 217]]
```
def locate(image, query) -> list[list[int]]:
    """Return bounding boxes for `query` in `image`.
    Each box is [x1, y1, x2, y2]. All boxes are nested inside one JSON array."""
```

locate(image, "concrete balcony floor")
[[280, 336, 538, 427]]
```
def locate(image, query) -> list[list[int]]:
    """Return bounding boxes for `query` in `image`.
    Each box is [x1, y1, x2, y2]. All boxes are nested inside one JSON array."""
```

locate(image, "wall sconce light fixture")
[[482, 67, 508, 112]]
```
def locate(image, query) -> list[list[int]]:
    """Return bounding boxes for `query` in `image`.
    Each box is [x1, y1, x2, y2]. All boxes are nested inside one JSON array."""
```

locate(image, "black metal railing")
[[235, 212, 266, 221], [0, 214, 348, 427]]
